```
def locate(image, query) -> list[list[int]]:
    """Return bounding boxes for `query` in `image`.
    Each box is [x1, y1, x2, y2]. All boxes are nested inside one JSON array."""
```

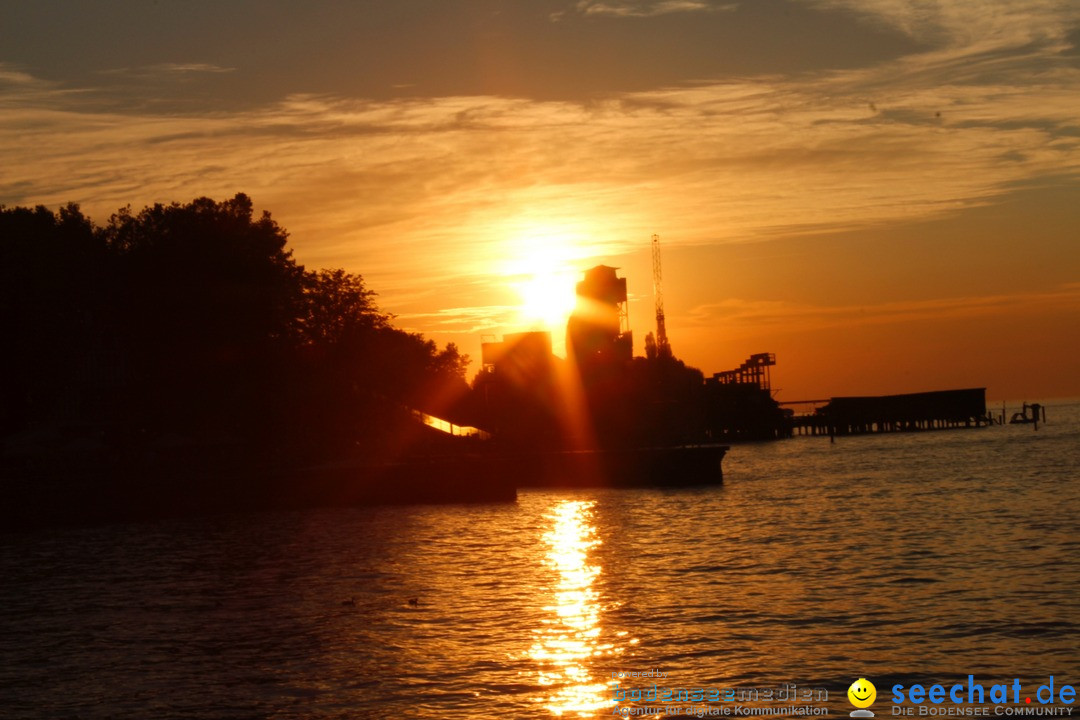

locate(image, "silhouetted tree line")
[[0, 194, 468, 465]]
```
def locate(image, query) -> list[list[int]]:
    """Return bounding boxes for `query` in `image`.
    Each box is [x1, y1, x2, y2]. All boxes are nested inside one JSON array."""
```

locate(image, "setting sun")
[[500, 223, 592, 345], [518, 270, 578, 330]]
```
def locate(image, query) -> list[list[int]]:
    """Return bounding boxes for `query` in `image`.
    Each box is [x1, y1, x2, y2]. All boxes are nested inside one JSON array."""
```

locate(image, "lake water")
[[2, 401, 1078, 719]]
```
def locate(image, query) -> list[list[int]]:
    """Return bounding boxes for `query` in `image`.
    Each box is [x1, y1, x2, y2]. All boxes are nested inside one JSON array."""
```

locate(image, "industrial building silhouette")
[[475, 265, 787, 448]]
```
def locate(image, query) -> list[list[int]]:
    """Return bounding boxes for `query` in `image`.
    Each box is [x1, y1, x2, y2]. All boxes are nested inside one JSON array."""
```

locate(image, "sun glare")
[[519, 271, 578, 329], [502, 224, 587, 338]]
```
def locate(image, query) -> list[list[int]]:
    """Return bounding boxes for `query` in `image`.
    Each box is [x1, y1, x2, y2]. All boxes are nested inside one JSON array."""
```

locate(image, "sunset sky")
[[2, 0, 1078, 401]]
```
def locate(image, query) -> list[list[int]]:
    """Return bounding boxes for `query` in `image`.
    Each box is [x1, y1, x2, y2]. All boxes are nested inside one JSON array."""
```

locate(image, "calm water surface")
[[2, 402, 1078, 719]]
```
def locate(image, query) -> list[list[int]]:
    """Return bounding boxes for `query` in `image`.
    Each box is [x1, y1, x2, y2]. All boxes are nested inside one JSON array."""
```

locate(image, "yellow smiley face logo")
[[848, 678, 876, 708]]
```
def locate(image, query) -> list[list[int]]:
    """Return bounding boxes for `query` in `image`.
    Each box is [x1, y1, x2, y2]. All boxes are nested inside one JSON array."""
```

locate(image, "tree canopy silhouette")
[[0, 194, 468, 464]]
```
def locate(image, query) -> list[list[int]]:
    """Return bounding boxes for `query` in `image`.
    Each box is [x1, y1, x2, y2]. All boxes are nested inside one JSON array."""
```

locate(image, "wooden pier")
[[790, 388, 989, 438]]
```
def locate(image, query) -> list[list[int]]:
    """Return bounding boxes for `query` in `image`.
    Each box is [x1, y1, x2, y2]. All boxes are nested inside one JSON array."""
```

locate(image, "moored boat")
[[510, 444, 729, 488]]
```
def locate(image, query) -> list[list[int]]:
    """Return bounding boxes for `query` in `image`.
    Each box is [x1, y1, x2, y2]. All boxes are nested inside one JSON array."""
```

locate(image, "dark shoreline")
[[1, 456, 514, 531], [1, 445, 728, 531]]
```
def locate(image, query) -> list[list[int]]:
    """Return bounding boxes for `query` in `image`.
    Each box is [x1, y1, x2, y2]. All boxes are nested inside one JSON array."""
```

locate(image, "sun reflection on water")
[[531, 500, 624, 716]]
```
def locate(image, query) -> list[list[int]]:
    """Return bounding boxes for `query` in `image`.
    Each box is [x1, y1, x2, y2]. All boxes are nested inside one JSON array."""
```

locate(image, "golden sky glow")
[[2, 0, 1078, 399]]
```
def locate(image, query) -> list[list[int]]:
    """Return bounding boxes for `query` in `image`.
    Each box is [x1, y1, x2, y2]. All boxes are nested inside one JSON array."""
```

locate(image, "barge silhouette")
[[509, 445, 729, 488]]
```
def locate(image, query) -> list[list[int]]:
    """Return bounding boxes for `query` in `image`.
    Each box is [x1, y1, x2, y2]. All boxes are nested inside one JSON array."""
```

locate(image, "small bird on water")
[[407, 597, 419, 607], [341, 597, 356, 607]]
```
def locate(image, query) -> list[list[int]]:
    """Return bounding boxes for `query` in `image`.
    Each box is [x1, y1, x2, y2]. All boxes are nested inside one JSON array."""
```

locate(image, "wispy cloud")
[[99, 63, 237, 78], [0, 63, 40, 86], [572, 0, 735, 17], [397, 305, 522, 335], [3, 63, 1077, 269], [800, 0, 1080, 48]]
